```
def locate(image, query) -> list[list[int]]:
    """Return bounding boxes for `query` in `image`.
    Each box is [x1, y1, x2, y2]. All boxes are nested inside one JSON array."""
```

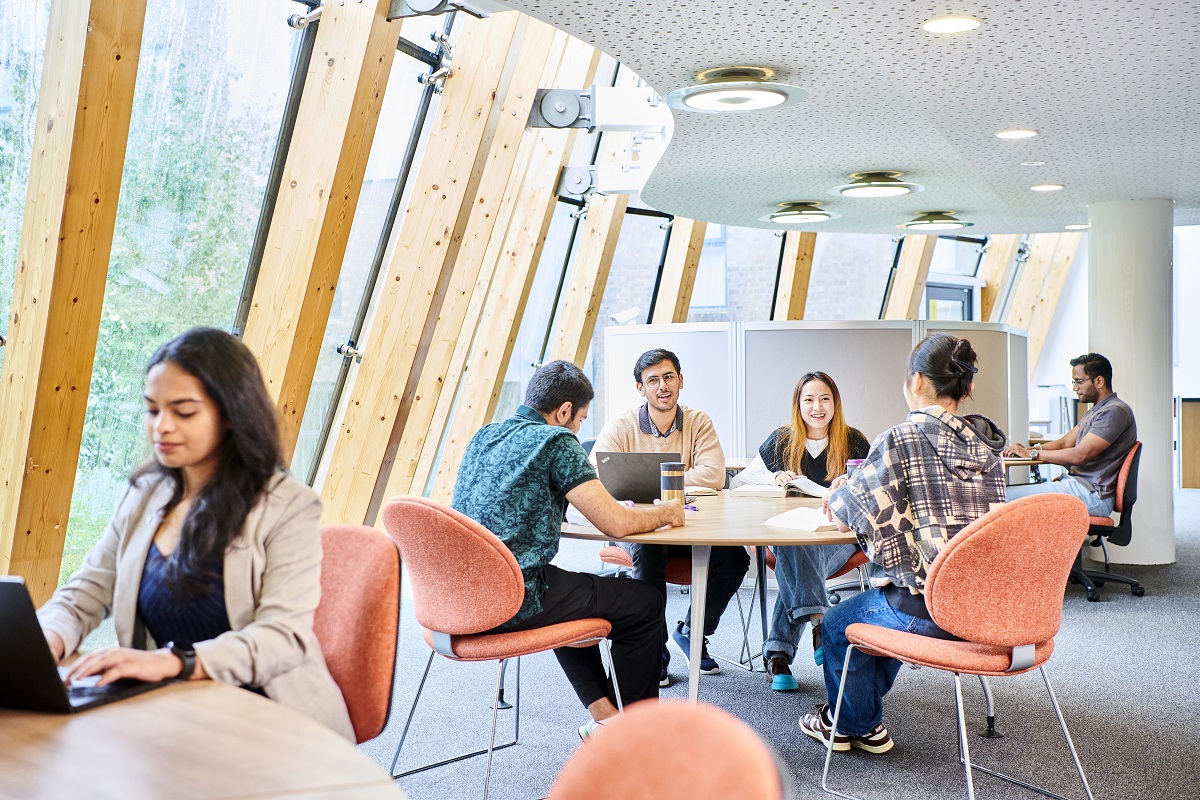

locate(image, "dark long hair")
[[131, 327, 283, 595], [908, 333, 978, 402]]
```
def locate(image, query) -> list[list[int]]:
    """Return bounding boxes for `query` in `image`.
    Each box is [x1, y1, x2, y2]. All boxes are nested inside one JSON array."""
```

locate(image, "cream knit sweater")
[[592, 404, 726, 489]]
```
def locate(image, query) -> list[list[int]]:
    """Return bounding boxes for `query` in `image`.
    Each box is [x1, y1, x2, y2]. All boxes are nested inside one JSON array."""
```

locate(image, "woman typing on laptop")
[[732, 372, 870, 691], [37, 328, 353, 740]]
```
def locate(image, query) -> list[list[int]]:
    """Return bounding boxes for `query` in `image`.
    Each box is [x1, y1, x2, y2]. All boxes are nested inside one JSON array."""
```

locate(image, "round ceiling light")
[[766, 201, 834, 224], [664, 66, 808, 113], [830, 171, 923, 198], [995, 129, 1039, 139], [922, 15, 982, 33], [1020, 160, 1046, 166], [1031, 183, 1064, 192], [1065, 223, 1090, 230], [899, 211, 973, 231]]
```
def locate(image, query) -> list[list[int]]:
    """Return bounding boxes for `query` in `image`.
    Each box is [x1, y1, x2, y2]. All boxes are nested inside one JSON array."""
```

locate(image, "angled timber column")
[[318, 12, 524, 525], [881, 234, 938, 320], [241, 0, 404, 462], [1002, 232, 1082, 377], [650, 218, 706, 324], [772, 231, 817, 320], [978, 233, 1022, 322], [418, 38, 600, 504], [0, 0, 146, 603], [376, 24, 569, 503]]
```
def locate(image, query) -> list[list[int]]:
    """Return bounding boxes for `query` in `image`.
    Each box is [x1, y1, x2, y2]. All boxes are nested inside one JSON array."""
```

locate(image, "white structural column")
[[1087, 199, 1174, 564]]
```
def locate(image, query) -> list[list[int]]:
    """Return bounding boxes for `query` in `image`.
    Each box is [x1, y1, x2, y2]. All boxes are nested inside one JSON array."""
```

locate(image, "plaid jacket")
[[829, 405, 1006, 593]]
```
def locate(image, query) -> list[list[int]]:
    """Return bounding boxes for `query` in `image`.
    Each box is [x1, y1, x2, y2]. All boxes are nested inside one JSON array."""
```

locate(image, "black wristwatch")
[[168, 641, 196, 681]]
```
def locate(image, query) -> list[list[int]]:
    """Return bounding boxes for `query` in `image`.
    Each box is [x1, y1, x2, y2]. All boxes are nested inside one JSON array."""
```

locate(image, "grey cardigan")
[[37, 472, 354, 741]]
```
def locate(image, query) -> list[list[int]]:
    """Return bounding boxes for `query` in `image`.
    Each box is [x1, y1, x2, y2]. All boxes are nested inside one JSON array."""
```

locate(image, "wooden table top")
[[562, 491, 858, 547], [0, 681, 406, 800], [1002, 457, 1039, 467]]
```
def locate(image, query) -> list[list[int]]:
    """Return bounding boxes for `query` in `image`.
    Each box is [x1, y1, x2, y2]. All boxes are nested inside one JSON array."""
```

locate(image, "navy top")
[[137, 541, 232, 646], [452, 405, 598, 626]]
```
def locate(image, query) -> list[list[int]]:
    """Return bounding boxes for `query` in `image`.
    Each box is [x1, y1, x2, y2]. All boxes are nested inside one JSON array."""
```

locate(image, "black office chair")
[[1070, 441, 1145, 601], [581, 437, 597, 456]]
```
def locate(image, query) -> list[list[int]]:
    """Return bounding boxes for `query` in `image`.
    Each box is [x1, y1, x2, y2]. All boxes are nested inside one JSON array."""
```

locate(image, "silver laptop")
[[0, 577, 171, 713], [593, 451, 681, 504]]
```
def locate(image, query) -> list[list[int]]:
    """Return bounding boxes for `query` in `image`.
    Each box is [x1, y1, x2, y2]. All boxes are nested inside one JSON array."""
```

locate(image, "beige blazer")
[[37, 472, 354, 741]]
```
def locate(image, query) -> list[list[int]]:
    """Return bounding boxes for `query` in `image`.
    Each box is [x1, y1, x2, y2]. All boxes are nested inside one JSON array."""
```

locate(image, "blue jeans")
[[764, 543, 859, 662], [1006, 475, 1113, 517], [820, 588, 956, 736]]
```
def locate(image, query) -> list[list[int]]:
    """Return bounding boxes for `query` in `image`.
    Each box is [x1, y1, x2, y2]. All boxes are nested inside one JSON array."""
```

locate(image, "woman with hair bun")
[[798, 333, 1006, 755], [37, 327, 353, 739]]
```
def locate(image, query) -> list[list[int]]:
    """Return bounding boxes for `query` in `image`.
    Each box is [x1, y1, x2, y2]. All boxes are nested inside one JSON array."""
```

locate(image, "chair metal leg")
[[1041, 666, 1095, 800], [977, 675, 1003, 738], [600, 638, 623, 712], [713, 587, 760, 672], [493, 659, 513, 710], [819, 644, 864, 800], [481, 659, 507, 800], [953, 674, 978, 800], [391, 649, 435, 775]]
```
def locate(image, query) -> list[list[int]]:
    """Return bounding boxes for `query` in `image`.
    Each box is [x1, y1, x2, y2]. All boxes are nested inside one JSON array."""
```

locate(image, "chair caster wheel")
[[1132, 586, 1145, 597], [1086, 593, 1099, 602], [828, 593, 841, 605]]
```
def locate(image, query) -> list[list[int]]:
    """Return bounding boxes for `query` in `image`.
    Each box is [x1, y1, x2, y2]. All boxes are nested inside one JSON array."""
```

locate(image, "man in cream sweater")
[[593, 349, 748, 686]]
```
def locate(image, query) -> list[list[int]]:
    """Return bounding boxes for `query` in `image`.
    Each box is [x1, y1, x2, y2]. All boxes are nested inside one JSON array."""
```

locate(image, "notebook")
[[762, 506, 840, 532], [731, 475, 827, 499], [0, 577, 172, 714]]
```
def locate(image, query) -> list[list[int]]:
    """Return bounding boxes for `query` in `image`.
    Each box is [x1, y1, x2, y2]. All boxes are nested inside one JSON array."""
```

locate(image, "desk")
[[1003, 456, 1042, 487], [562, 492, 857, 703], [0, 681, 406, 800]]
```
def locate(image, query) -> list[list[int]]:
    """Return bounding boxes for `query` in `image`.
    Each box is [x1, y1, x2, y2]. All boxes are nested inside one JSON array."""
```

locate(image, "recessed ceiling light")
[[899, 211, 973, 231], [1020, 161, 1046, 166], [922, 15, 982, 33], [1065, 223, 1090, 230], [996, 129, 1039, 139], [766, 201, 834, 224], [829, 171, 923, 198], [1031, 184, 1064, 192], [665, 66, 808, 113]]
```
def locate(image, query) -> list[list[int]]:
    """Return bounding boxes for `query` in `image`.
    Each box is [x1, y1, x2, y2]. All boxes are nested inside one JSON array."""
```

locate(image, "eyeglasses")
[[642, 372, 679, 390], [1069, 378, 1092, 387]]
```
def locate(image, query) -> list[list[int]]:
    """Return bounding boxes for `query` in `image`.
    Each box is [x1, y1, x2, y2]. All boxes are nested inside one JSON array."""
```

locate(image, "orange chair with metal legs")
[[821, 494, 1094, 800], [382, 497, 621, 800]]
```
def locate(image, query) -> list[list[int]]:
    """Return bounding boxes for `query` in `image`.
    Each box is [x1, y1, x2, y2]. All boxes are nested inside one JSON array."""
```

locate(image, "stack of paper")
[[730, 484, 785, 498], [763, 506, 839, 532]]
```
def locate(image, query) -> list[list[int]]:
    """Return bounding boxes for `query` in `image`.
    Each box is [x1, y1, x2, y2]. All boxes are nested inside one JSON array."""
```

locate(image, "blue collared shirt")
[[451, 405, 598, 625]]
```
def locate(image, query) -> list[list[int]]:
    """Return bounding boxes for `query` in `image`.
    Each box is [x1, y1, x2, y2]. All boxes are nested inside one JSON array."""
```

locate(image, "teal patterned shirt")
[[451, 405, 598, 626]]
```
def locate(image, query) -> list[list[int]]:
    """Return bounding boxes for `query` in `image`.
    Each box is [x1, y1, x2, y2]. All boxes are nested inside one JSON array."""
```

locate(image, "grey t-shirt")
[[1070, 393, 1137, 497]]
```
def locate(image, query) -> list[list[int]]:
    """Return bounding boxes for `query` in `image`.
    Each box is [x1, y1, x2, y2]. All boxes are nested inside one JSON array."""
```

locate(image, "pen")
[[684, 504, 698, 511]]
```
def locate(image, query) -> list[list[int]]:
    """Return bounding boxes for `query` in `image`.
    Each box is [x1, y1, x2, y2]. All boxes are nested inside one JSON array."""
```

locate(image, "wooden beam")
[[650, 218, 706, 324], [1004, 232, 1062, 333], [547, 190, 630, 365], [881, 234, 938, 320], [424, 40, 601, 503], [241, 0, 404, 462], [372, 21, 565, 504], [978, 233, 1022, 322], [772, 231, 817, 320], [317, 12, 524, 525], [1017, 231, 1084, 376], [0, 0, 146, 604]]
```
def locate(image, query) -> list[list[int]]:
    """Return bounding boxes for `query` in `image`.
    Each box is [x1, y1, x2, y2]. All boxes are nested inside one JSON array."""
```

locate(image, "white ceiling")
[[499, 0, 1200, 234]]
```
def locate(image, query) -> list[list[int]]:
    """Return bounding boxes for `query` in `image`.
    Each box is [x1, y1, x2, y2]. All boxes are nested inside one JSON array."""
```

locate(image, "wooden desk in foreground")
[[0, 681, 406, 800], [562, 492, 857, 702]]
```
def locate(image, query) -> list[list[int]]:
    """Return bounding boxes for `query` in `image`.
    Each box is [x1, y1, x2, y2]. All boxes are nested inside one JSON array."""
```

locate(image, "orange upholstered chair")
[[820, 495, 1094, 800], [548, 700, 786, 800], [381, 496, 618, 799], [1071, 441, 1145, 601], [313, 524, 401, 744]]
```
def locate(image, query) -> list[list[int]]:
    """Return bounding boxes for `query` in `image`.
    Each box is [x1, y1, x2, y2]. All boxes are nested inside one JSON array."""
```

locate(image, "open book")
[[762, 506, 839, 532], [730, 475, 827, 499]]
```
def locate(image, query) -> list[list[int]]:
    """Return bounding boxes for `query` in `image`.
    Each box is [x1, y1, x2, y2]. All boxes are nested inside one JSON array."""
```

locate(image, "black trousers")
[[624, 542, 751, 636], [500, 564, 664, 710]]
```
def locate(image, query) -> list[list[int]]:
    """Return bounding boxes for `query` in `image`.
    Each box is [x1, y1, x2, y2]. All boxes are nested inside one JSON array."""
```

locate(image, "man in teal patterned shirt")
[[453, 361, 684, 738]]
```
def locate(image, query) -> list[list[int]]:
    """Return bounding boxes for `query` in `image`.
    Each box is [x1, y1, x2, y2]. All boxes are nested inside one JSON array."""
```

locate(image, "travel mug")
[[660, 461, 685, 503]]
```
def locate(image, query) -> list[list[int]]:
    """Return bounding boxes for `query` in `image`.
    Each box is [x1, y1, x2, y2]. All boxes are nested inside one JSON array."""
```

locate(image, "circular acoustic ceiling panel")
[[503, 0, 1200, 234]]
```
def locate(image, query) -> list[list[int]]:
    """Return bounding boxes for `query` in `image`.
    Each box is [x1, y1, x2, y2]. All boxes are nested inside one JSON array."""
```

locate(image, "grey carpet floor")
[[361, 492, 1200, 799]]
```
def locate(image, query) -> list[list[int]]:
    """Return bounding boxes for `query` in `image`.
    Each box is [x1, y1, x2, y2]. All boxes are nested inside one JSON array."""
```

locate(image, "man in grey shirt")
[[1005, 353, 1137, 516]]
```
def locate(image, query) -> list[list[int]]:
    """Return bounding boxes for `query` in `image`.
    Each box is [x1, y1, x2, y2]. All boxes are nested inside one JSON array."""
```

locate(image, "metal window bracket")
[[287, 4, 323, 29], [336, 342, 364, 363], [418, 66, 453, 94]]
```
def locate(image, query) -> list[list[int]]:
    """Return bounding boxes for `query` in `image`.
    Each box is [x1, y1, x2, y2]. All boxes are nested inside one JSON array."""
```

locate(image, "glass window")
[[291, 48, 444, 483], [689, 224, 728, 310], [61, 0, 303, 584], [805, 233, 897, 320], [0, 0, 52, 372], [928, 235, 987, 276], [689, 225, 782, 321]]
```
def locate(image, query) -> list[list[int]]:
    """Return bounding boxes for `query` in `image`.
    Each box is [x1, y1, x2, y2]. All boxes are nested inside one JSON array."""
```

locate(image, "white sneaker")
[[577, 718, 609, 742]]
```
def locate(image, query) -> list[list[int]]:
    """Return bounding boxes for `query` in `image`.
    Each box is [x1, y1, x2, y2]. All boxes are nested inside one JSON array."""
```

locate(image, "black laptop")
[[0, 577, 172, 713], [593, 451, 682, 504]]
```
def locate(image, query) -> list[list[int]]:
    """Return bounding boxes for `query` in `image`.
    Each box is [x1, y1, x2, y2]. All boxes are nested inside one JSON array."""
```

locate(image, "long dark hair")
[[131, 327, 283, 595], [908, 333, 978, 402]]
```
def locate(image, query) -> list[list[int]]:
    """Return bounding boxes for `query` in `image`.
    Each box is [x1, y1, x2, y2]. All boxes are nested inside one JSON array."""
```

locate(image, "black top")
[[758, 426, 872, 486], [137, 542, 232, 647]]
